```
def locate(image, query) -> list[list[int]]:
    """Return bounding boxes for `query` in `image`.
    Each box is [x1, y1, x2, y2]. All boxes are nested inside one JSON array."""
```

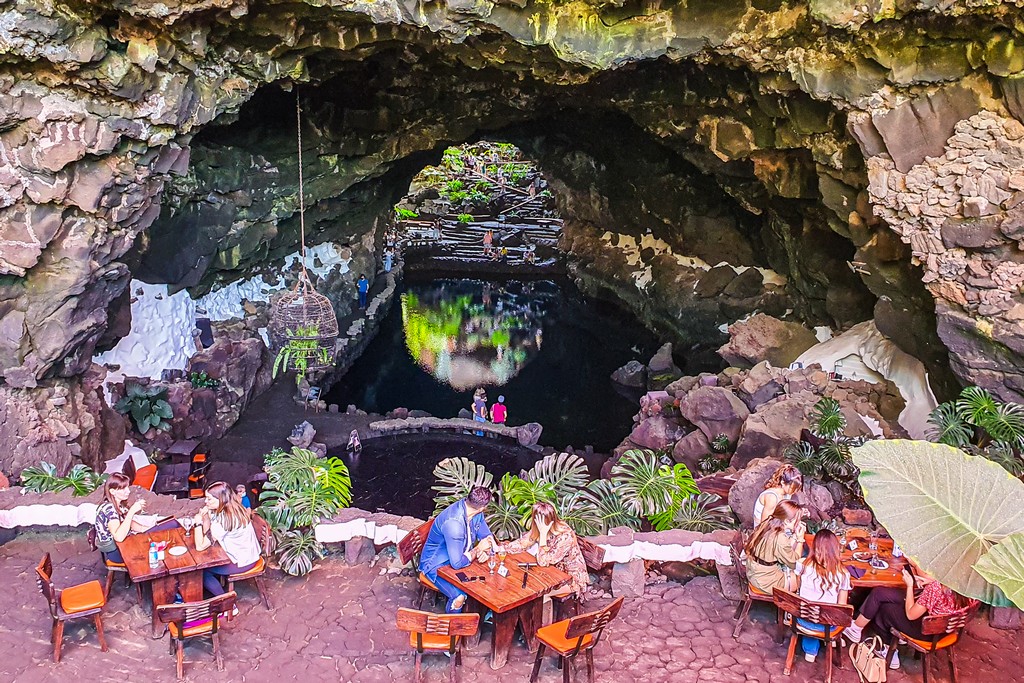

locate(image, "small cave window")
[[392, 141, 561, 268]]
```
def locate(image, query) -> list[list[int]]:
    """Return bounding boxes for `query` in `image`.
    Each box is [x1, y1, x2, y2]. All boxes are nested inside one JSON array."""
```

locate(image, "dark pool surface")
[[326, 277, 719, 451], [338, 432, 573, 516]]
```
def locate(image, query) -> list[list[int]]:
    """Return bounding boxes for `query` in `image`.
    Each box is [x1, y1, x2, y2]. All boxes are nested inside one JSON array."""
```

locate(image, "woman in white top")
[[752, 464, 803, 526], [794, 529, 851, 663], [193, 481, 262, 597]]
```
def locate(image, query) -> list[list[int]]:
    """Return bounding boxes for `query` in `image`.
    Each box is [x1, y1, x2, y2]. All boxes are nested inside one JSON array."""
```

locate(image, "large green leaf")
[[852, 439, 1024, 606], [522, 452, 590, 498], [585, 479, 641, 533], [610, 449, 676, 516], [431, 457, 493, 515], [974, 532, 1024, 610]]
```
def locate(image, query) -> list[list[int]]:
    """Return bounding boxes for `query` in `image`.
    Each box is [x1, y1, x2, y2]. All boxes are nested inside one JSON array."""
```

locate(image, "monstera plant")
[[431, 449, 729, 540], [852, 439, 1024, 608], [927, 386, 1024, 477]]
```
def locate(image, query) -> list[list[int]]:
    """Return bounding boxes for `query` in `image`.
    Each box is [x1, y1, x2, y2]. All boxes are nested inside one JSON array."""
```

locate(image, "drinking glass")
[[497, 548, 508, 572], [180, 517, 194, 537], [838, 527, 848, 550], [488, 554, 497, 575], [868, 529, 879, 552]]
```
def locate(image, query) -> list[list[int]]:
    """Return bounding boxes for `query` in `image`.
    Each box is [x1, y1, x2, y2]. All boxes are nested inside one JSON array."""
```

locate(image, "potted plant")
[[272, 324, 331, 386]]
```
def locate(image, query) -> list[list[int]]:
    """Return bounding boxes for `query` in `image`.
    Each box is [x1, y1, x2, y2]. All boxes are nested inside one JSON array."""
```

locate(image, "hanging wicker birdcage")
[[266, 92, 339, 373]]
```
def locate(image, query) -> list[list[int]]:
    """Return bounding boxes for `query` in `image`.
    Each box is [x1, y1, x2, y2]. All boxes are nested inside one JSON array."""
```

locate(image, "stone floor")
[[4, 529, 1022, 683]]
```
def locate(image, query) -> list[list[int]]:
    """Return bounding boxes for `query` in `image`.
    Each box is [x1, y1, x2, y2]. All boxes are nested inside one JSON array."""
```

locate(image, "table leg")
[[150, 576, 176, 638], [490, 608, 518, 670], [465, 597, 485, 649], [177, 571, 203, 602], [519, 598, 543, 652]]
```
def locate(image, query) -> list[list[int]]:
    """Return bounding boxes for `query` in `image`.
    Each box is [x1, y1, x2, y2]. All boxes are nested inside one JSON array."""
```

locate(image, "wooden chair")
[[396, 607, 479, 683], [35, 553, 108, 662], [530, 597, 624, 683], [730, 531, 780, 640], [773, 589, 852, 683], [86, 526, 142, 601], [157, 592, 236, 680], [885, 604, 979, 682], [224, 513, 273, 610], [397, 518, 440, 608], [188, 460, 211, 499]]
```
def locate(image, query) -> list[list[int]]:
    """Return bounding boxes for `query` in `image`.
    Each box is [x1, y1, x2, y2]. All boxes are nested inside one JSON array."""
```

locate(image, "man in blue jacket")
[[419, 486, 496, 612]]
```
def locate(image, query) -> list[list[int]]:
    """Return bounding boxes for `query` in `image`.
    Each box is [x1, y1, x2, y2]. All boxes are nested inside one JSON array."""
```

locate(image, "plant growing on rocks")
[[259, 447, 352, 576], [394, 207, 419, 220], [783, 397, 865, 499], [19, 462, 107, 496], [188, 371, 220, 389], [457, 213, 473, 223], [927, 386, 1024, 477], [114, 383, 173, 434], [273, 325, 330, 387]]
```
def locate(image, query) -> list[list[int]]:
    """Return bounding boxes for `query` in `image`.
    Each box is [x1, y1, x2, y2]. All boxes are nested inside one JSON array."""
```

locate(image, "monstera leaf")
[[852, 439, 1024, 606], [431, 457, 493, 515], [522, 452, 590, 498], [975, 533, 1024, 610]]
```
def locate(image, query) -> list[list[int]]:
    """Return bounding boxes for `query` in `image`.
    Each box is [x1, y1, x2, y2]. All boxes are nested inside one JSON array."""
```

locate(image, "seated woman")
[[93, 473, 150, 563], [502, 502, 588, 603], [193, 481, 261, 599], [844, 562, 976, 668], [753, 464, 803, 527], [744, 500, 806, 594], [794, 529, 852, 663]]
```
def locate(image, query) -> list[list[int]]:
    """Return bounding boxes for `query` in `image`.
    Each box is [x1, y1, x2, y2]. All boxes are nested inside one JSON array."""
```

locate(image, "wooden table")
[[117, 525, 231, 636], [153, 463, 192, 497], [439, 551, 571, 670], [166, 439, 202, 464], [807, 530, 908, 589]]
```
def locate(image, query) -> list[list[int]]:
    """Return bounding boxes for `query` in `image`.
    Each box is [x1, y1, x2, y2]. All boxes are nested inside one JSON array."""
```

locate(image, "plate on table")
[[852, 551, 874, 562], [167, 545, 188, 557], [869, 558, 890, 570]]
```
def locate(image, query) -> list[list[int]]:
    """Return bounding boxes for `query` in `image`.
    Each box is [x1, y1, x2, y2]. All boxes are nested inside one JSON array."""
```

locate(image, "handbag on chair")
[[850, 635, 887, 682]]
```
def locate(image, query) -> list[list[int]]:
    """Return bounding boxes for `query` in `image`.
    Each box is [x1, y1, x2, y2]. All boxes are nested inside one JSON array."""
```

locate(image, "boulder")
[[345, 536, 376, 565], [611, 559, 646, 598], [288, 421, 316, 449], [842, 507, 873, 526], [647, 343, 681, 378], [731, 394, 815, 468], [611, 360, 647, 388], [678, 386, 750, 443], [665, 375, 699, 397], [638, 391, 673, 418], [718, 314, 817, 369], [736, 362, 785, 411], [727, 457, 785, 528], [516, 422, 543, 447], [671, 429, 711, 472], [628, 415, 685, 451], [794, 483, 835, 521]]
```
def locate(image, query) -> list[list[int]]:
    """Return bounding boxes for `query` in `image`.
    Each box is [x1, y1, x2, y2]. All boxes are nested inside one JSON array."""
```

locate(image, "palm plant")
[[114, 383, 173, 434], [259, 447, 352, 576], [20, 462, 107, 496], [783, 397, 866, 498], [927, 386, 1024, 476]]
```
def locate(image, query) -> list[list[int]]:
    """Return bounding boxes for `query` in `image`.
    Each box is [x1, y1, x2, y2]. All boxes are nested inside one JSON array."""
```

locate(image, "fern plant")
[[273, 325, 330, 387], [259, 447, 352, 576], [927, 386, 1024, 476], [114, 383, 173, 434]]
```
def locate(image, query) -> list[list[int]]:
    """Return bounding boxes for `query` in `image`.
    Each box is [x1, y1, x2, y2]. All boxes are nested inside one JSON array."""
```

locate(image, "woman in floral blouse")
[[503, 502, 589, 601]]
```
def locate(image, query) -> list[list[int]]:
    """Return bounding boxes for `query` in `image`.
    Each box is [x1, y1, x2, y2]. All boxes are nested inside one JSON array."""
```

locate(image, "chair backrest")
[[397, 518, 434, 566], [772, 589, 853, 628], [250, 512, 277, 556], [729, 530, 749, 584], [87, 525, 98, 551], [122, 457, 137, 485], [921, 603, 978, 636], [189, 460, 211, 481], [396, 608, 479, 650], [157, 592, 237, 636], [35, 553, 58, 617], [565, 596, 625, 641], [577, 537, 606, 571]]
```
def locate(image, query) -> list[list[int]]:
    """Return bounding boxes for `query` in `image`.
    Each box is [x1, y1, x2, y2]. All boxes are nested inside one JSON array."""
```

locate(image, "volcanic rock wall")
[[3, 0, 1024, 473]]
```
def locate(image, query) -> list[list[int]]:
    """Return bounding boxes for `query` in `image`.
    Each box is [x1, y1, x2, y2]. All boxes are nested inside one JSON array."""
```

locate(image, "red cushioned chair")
[[86, 526, 142, 601], [885, 604, 979, 683], [122, 457, 158, 491], [157, 592, 236, 680], [223, 513, 273, 610], [530, 597, 624, 683], [36, 553, 108, 662], [396, 608, 479, 683], [396, 518, 440, 608]]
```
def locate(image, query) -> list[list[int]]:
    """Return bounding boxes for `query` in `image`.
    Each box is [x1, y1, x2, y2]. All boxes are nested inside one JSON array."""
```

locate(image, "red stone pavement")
[[3, 529, 1022, 682]]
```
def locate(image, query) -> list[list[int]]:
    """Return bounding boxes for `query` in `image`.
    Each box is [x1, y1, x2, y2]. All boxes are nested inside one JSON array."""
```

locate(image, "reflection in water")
[[401, 281, 550, 390]]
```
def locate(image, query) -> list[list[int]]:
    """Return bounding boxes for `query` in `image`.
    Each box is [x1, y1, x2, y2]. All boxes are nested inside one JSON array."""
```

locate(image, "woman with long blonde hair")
[[193, 481, 261, 597], [753, 464, 803, 526], [744, 499, 806, 594], [503, 501, 589, 601]]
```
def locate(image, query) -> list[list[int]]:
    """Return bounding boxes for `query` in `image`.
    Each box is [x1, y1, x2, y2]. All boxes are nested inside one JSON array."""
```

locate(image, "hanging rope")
[[295, 91, 310, 289]]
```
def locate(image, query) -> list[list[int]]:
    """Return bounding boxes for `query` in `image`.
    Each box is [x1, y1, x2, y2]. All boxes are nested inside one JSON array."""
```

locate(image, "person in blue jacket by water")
[[357, 274, 369, 308], [418, 486, 496, 612]]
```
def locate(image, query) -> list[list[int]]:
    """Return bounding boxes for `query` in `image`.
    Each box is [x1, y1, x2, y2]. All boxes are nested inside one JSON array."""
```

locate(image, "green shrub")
[[115, 383, 173, 434], [188, 371, 220, 389], [394, 207, 419, 220], [457, 213, 473, 223]]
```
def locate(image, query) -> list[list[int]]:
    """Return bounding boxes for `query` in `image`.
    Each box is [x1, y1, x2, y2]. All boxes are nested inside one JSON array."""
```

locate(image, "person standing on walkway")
[[483, 228, 493, 257], [383, 247, 394, 273], [357, 274, 369, 309], [418, 486, 496, 612], [491, 395, 507, 425], [472, 387, 488, 436]]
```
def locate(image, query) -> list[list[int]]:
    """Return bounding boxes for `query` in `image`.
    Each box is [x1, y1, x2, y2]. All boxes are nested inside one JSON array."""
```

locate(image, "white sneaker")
[[844, 623, 863, 643], [804, 653, 816, 663], [889, 649, 901, 670]]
